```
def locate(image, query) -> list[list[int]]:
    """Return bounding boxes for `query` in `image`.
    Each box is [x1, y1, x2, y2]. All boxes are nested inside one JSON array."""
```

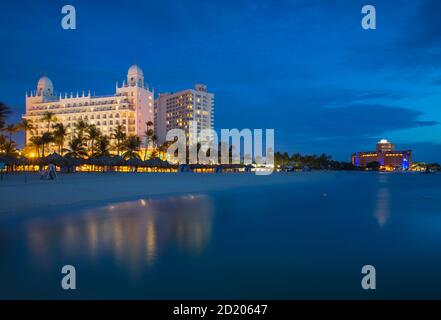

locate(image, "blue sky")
[[1, 0, 441, 161]]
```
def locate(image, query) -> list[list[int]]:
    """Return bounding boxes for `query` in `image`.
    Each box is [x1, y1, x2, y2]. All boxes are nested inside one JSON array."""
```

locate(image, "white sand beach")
[[0, 172, 332, 213]]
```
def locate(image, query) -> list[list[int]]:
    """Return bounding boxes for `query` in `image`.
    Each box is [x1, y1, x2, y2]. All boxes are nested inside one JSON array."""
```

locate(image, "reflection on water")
[[374, 174, 391, 227], [25, 194, 214, 272], [2, 172, 441, 299]]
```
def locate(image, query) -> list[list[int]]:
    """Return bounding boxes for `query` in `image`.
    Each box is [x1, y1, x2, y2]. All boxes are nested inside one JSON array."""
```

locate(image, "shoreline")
[[0, 172, 334, 214]]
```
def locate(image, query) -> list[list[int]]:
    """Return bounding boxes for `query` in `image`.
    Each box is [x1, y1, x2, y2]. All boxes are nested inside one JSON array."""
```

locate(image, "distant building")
[[352, 139, 412, 170], [154, 84, 214, 145], [23, 65, 154, 145]]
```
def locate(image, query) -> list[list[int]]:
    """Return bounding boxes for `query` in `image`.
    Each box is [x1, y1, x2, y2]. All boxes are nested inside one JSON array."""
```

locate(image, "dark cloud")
[[356, 0, 441, 70], [217, 85, 436, 138], [291, 103, 437, 138]]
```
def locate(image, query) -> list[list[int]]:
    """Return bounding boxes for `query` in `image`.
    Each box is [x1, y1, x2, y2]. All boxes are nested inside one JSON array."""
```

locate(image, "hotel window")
[[110, 121, 113, 125]]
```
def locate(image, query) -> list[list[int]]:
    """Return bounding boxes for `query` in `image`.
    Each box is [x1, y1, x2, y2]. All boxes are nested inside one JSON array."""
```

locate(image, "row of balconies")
[[26, 107, 136, 119], [30, 124, 136, 137], [30, 100, 131, 112]]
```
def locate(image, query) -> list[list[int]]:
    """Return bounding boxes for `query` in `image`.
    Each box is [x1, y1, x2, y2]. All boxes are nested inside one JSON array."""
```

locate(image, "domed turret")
[[127, 64, 144, 87], [37, 76, 54, 96], [128, 64, 143, 76]]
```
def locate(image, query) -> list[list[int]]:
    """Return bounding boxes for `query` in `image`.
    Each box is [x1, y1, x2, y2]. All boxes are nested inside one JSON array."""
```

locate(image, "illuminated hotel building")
[[154, 84, 214, 144], [23, 65, 154, 144], [352, 139, 412, 170]]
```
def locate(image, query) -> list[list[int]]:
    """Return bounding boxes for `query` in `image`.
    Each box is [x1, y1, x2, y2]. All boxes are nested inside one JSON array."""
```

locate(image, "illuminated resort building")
[[154, 84, 214, 144], [23, 65, 154, 144], [351, 139, 412, 170]]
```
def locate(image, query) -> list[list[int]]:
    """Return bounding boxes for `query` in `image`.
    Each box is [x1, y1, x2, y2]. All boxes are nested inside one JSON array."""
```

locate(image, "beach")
[[1, 171, 441, 299], [0, 172, 329, 214]]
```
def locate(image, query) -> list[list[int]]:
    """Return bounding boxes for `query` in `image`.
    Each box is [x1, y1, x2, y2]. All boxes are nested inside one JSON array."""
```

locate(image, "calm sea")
[[1, 172, 441, 299]]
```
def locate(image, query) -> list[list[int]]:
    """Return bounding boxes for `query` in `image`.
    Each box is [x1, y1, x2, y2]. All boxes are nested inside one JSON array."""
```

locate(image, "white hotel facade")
[[154, 84, 214, 145], [24, 65, 154, 144], [23, 65, 214, 149]]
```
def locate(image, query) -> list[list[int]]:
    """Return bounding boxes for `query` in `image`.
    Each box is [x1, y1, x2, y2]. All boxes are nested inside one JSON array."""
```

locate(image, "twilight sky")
[[1, 0, 441, 161]]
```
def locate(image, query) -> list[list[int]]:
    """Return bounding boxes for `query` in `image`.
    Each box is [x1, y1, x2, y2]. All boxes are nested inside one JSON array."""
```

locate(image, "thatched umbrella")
[[142, 157, 176, 171], [98, 155, 115, 165], [111, 155, 126, 166], [87, 157, 102, 166], [160, 159, 176, 169], [126, 157, 145, 167], [64, 156, 85, 166], [62, 156, 85, 172], [88, 155, 115, 171], [16, 157, 30, 166], [44, 152, 72, 167], [125, 157, 143, 172], [0, 155, 18, 166], [144, 157, 162, 167]]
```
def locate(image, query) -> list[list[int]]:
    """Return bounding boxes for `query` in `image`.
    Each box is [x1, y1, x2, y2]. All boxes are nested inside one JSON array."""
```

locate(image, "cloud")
[[368, 0, 441, 69], [292, 103, 438, 138], [217, 86, 437, 140]]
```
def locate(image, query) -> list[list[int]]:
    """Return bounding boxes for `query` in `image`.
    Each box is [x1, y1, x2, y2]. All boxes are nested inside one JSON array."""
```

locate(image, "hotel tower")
[[23, 65, 154, 144], [154, 84, 214, 145], [352, 139, 412, 170]]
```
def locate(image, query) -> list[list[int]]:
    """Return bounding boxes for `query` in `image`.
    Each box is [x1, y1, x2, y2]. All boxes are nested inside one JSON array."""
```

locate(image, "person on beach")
[[40, 164, 57, 180]]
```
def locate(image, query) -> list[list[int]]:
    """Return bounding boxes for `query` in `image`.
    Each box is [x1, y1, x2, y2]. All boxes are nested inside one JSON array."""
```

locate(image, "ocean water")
[[1, 172, 441, 299]]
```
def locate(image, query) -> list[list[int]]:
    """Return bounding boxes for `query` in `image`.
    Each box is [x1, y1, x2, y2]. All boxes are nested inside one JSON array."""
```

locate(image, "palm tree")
[[122, 135, 141, 160], [143, 121, 154, 160], [0, 134, 5, 146], [74, 119, 88, 139], [85, 124, 101, 155], [4, 124, 17, 142], [40, 132, 53, 157], [95, 135, 111, 157], [52, 123, 67, 154], [318, 153, 332, 169], [16, 118, 35, 139], [41, 111, 57, 133], [0, 134, 7, 153], [0, 140, 18, 157], [112, 124, 126, 156], [63, 136, 88, 158], [0, 102, 11, 130], [29, 135, 44, 158], [150, 134, 159, 157]]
